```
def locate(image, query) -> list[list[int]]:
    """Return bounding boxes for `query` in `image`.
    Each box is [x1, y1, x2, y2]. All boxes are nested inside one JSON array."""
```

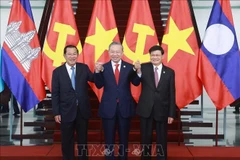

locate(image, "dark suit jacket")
[[94, 60, 140, 118], [136, 63, 176, 121], [52, 63, 94, 122]]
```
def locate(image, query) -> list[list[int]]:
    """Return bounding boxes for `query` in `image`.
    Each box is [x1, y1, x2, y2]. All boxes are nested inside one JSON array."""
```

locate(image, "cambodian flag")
[[198, 0, 240, 110], [1, 0, 46, 112], [0, 44, 4, 93]]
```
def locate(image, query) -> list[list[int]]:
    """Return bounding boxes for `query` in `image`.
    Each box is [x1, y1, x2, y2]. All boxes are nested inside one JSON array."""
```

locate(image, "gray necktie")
[[70, 66, 75, 90]]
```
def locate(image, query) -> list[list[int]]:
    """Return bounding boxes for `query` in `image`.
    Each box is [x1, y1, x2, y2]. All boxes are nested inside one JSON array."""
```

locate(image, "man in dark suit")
[[94, 42, 140, 160], [52, 45, 94, 160], [136, 45, 176, 160]]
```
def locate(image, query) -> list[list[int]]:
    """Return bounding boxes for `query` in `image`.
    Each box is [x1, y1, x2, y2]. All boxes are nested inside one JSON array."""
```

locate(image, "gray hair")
[[108, 41, 124, 51]]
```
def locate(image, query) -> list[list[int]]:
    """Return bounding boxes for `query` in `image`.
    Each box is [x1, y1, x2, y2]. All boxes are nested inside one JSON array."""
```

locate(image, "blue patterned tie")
[[71, 66, 75, 90]]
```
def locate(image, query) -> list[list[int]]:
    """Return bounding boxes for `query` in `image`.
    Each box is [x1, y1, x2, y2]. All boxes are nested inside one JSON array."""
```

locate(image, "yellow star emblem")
[[162, 17, 195, 62], [85, 17, 118, 62]]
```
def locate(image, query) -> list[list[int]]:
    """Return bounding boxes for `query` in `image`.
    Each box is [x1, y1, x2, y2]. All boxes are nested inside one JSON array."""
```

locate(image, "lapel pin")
[[123, 65, 126, 68], [163, 71, 165, 74]]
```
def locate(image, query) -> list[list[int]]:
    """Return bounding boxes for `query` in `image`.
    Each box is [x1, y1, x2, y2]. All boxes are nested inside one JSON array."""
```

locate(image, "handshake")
[[95, 60, 142, 74]]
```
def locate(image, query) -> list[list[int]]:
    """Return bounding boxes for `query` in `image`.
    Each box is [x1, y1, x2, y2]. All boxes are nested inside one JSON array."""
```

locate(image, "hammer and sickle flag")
[[83, 0, 120, 101], [162, 0, 202, 108], [122, 0, 159, 102], [42, 0, 83, 91]]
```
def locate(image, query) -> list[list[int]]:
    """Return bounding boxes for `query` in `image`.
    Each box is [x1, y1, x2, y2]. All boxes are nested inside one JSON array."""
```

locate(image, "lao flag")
[[198, 0, 240, 110], [1, 0, 46, 112]]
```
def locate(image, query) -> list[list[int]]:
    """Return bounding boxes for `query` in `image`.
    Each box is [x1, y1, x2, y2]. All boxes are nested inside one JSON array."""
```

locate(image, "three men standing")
[[52, 44, 176, 160]]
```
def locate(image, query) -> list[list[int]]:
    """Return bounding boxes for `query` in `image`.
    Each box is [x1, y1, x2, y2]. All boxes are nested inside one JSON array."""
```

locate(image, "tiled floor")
[[183, 106, 240, 146], [0, 103, 239, 147], [0, 108, 53, 146]]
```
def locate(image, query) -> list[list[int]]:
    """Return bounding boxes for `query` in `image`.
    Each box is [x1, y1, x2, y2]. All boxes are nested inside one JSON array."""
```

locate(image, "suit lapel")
[[149, 64, 156, 89], [118, 61, 128, 85], [62, 64, 72, 88], [156, 65, 167, 89], [146, 63, 167, 89], [75, 63, 83, 90], [105, 61, 128, 86], [105, 61, 116, 85], [144, 63, 156, 90]]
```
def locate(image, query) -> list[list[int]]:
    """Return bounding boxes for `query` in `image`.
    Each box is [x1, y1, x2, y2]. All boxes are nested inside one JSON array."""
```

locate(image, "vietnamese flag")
[[161, 0, 202, 108], [122, 0, 159, 102], [83, 0, 120, 101], [42, 0, 82, 91]]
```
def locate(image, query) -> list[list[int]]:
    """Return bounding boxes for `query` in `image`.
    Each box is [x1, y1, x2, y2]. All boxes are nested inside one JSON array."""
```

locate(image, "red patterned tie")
[[115, 64, 120, 84], [154, 67, 159, 87]]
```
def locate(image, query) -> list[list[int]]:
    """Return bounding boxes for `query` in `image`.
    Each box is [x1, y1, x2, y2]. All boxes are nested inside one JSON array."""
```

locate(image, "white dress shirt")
[[65, 63, 76, 79], [153, 63, 163, 81], [111, 60, 122, 73]]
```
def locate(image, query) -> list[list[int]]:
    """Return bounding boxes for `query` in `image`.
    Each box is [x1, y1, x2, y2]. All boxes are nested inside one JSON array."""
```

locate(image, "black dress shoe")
[[13, 113, 20, 117]]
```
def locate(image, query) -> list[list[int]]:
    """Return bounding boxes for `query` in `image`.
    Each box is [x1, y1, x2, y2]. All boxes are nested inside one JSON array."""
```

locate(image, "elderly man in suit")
[[52, 45, 94, 160], [136, 45, 176, 160], [94, 42, 141, 160]]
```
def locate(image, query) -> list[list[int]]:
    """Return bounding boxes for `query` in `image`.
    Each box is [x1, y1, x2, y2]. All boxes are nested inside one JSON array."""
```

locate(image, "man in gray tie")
[[135, 45, 176, 160], [52, 45, 94, 160]]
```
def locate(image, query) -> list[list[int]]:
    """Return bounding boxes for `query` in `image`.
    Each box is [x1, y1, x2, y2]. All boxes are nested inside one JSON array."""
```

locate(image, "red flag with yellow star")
[[122, 0, 159, 102], [161, 0, 202, 108], [83, 0, 120, 101], [42, 0, 82, 91]]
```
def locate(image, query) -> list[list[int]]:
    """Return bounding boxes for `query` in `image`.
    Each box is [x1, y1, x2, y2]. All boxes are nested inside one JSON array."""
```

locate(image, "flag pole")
[[20, 107, 23, 146], [188, 0, 204, 119], [38, 0, 54, 48], [215, 108, 219, 146], [177, 107, 181, 146], [9, 94, 13, 142]]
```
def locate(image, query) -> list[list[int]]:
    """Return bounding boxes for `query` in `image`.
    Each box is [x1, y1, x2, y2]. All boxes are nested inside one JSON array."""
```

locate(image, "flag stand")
[[200, 93, 204, 118], [215, 108, 219, 146], [20, 108, 23, 146], [223, 108, 227, 142], [9, 95, 14, 142], [177, 108, 181, 146]]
